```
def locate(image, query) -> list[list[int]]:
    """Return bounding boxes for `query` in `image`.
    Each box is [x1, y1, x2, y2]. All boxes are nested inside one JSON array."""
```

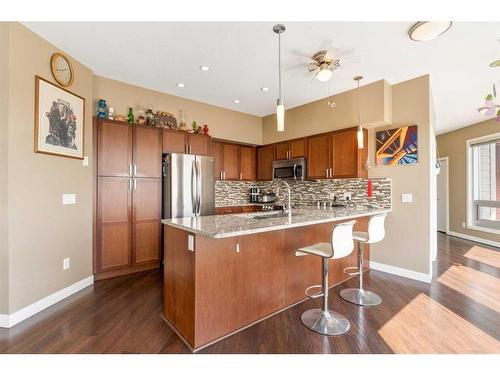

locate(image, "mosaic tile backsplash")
[[215, 178, 391, 209]]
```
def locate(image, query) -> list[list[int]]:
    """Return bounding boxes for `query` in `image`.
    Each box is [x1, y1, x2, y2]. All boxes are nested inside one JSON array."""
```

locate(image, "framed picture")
[[375, 125, 418, 166], [34, 76, 85, 159]]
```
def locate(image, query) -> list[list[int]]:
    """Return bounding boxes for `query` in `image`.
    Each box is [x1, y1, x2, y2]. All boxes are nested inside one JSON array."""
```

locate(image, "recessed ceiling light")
[[176, 83, 185, 88], [233, 99, 240, 104], [200, 65, 210, 71], [408, 21, 453, 41], [261, 87, 269, 92]]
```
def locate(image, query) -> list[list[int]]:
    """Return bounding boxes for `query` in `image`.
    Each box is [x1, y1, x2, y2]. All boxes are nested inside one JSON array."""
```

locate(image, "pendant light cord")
[[278, 32, 282, 101]]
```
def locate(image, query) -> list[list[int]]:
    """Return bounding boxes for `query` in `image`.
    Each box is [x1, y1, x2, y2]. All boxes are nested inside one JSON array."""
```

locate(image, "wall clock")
[[50, 52, 74, 87]]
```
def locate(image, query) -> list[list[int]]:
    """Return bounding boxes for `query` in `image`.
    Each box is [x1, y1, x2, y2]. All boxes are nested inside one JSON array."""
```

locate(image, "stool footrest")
[[305, 285, 324, 299], [343, 266, 360, 277]]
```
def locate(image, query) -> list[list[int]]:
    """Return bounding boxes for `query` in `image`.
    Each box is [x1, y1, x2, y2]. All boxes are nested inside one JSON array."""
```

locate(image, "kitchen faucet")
[[275, 179, 292, 214]]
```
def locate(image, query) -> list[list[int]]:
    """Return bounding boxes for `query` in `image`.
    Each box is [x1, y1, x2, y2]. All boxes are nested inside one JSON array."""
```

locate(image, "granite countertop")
[[162, 207, 390, 239]]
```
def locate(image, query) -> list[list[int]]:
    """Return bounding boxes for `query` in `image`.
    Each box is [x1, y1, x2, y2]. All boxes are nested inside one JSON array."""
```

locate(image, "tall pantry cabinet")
[[94, 118, 162, 280]]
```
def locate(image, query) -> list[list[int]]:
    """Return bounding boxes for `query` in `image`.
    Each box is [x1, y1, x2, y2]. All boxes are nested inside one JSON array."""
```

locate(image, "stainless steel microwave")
[[272, 158, 306, 181]]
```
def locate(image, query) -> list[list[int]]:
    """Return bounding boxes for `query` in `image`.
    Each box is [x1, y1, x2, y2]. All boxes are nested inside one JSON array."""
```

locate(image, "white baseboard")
[[0, 275, 94, 328], [370, 261, 432, 284], [447, 230, 500, 248]]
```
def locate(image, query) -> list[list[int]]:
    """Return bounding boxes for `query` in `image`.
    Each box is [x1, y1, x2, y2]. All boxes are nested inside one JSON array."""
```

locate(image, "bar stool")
[[340, 213, 387, 307], [295, 220, 357, 336]]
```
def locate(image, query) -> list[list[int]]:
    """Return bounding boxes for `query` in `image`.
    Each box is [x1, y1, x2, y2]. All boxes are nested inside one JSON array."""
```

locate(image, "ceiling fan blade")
[[289, 48, 316, 62]]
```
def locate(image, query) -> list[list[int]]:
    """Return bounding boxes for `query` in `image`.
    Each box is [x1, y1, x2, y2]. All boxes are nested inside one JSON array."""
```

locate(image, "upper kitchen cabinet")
[[162, 129, 187, 154], [212, 141, 256, 181], [257, 144, 275, 181], [97, 119, 133, 177], [239, 146, 256, 181], [306, 127, 368, 180], [306, 133, 331, 179], [331, 127, 368, 179], [275, 138, 307, 160], [133, 126, 163, 178], [163, 129, 211, 156]]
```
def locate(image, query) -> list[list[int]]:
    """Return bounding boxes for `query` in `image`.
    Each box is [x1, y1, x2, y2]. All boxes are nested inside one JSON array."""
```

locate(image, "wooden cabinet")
[[215, 206, 243, 215], [275, 138, 307, 160], [163, 129, 211, 156], [97, 120, 133, 177], [95, 118, 162, 280], [307, 127, 367, 180], [212, 141, 257, 181], [133, 178, 161, 264], [96, 177, 132, 272], [257, 144, 275, 181], [307, 133, 331, 179], [239, 146, 256, 181]]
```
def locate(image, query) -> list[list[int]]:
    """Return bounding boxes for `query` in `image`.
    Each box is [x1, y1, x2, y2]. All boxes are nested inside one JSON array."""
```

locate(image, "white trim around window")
[[466, 132, 500, 235]]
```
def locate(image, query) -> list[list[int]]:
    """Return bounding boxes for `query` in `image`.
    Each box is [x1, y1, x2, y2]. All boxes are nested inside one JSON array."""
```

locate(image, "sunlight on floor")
[[463, 246, 500, 268], [378, 293, 500, 353], [437, 264, 500, 313]]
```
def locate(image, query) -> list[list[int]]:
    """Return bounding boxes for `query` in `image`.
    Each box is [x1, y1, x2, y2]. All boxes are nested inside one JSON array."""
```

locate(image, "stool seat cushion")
[[353, 231, 368, 242], [295, 242, 333, 258]]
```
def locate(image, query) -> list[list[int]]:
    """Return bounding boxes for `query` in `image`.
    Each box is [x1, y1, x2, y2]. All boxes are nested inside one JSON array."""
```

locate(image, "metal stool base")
[[300, 308, 350, 336], [339, 288, 382, 307]]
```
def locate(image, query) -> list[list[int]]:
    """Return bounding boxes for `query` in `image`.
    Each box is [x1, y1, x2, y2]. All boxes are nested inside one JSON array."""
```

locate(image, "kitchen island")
[[162, 207, 390, 351]]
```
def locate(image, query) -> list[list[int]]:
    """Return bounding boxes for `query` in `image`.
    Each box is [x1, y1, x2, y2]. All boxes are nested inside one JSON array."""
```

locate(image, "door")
[[222, 143, 240, 180], [275, 141, 290, 160], [212, 141, 224, 180], [170, 153, 196, 218], [240, 146, 256, 180], [133, 126, 162, 178], [437, 158, 448, 233], [257, 144, 275, 181], [97, 176, 132, 272], [98, 120, 133, 177], [163, 129, 187, 154], [290, 138, 307, 158], [332, 129, 357, 178], [307, 133, 331, 179], [133, 178, 161, 264], [195, 155, 215, 216], [188, 134, 211, 156]]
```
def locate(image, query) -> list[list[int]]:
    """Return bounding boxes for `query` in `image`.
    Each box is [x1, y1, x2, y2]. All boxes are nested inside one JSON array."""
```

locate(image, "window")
[[468, 134, 500, 232]]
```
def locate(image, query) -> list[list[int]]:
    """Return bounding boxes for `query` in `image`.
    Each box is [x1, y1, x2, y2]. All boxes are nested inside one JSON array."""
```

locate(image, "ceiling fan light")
[[408, 21, 453, 41], [316, 66, 333, 82]]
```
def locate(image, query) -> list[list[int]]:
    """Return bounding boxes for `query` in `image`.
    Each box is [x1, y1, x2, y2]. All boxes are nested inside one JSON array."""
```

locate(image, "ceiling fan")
[[307, 50, 341, 82]]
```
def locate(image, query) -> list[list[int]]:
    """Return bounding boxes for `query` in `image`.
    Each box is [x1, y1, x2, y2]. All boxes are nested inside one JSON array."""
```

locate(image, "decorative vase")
[[203, 124, 209, 135]]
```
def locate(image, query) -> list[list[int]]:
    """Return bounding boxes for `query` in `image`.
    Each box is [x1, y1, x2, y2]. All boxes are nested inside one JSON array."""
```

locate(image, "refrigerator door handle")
[[191, 160, 196, 215], [196, 159, 202, 215]]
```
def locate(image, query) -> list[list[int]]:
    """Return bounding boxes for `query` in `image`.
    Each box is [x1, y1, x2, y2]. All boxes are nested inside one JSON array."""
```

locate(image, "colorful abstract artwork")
[[376, 125, 418, 166]]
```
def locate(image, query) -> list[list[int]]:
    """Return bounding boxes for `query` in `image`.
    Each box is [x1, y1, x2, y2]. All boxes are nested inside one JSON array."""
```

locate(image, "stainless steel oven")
[[272, 157, 306, 181]]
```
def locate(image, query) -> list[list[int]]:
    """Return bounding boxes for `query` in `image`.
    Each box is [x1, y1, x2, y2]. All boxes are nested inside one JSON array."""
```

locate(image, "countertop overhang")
[[162, 207, 391, 238]]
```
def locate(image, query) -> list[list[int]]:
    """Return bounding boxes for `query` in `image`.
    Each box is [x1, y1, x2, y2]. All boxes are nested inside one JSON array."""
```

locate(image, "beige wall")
[[261, 79, 392, 143], [0, 23, 10, 314], [368, 75, 432, 274], [437, 117, 500, 243], [6, 23, 94, 313], [93, 76, 262, 145]]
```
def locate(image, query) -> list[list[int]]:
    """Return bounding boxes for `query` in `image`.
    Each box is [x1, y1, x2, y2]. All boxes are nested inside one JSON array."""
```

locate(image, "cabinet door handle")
[[240, 172, 242, 180], [133, 178, 137, 190], [129, 178, 132, 190], [330, 168, 333, 177], [220, 171, 223, 180], [129, 165, 133, 176], [223, 171, 226, 180], [133, 164, 137, 176], [326, 168, 328, 178]]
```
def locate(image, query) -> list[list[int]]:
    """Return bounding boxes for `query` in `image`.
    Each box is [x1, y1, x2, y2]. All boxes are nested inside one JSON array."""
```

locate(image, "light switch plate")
[[82, 156, 89, 167], [187, 235, 194, 252], [62, 193, 76, 205], [401, 193, 413, 203], [63, 257, 70, 270]]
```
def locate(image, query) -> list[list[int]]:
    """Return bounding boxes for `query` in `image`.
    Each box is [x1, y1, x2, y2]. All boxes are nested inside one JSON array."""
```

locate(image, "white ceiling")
[[24, 22, 500, 134]]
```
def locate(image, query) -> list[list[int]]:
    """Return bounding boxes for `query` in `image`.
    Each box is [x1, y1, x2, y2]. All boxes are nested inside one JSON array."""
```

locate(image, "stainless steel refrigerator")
[[162, 153, 215, 219]]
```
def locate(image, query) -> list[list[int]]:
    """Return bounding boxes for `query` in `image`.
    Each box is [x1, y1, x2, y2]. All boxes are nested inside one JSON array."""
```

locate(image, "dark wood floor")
[[1, 233, 499, 354]]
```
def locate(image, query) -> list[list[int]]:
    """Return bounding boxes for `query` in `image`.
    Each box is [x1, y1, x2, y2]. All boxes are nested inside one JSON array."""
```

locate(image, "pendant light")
[[354, 75, 364, 149], [273, 24, 286, 132]]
